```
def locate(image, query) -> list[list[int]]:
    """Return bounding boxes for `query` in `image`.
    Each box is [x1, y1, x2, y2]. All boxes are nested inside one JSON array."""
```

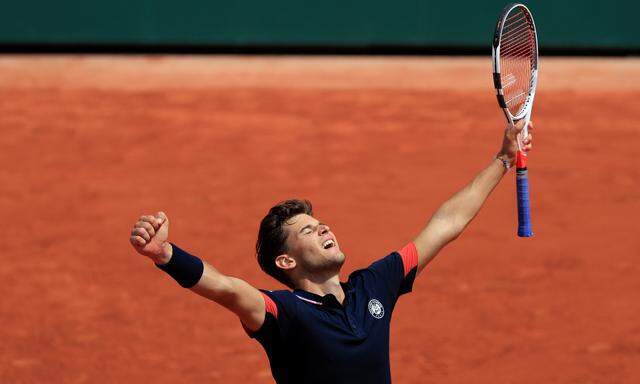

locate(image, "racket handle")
[[516, 151, 533, 237]]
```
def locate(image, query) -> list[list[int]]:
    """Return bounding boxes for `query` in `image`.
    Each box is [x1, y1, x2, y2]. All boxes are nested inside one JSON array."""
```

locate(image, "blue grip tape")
[[516, 168, 533, 237]]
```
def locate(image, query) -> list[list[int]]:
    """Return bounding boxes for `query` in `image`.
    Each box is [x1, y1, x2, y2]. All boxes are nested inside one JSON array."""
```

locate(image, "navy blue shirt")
[[247, 243, 419, 384]]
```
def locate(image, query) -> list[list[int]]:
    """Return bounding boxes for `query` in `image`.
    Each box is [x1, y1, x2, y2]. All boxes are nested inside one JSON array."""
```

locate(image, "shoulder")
[[245, 289, 298, 339], [347, 243, 418, 297], [260, 289, 299, 319], [361, 243, 418, 279], [346, 250, 402, 284], [360, 250, 403, 275]]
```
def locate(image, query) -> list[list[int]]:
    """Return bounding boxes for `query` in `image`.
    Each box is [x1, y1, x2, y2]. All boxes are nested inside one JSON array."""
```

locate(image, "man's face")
[[283, 214, 345, 274]]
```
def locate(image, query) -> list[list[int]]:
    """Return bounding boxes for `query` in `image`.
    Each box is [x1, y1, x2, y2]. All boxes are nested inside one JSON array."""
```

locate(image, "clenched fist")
[[496, 119, 533, 167], [130, 211, 172, 264]]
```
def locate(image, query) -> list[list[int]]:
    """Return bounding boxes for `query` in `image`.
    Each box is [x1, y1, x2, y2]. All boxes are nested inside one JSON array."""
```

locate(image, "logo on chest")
[[367, 299, 385, 319]]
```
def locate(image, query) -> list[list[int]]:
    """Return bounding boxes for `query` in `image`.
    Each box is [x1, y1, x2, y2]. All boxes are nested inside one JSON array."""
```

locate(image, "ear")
[[275, 254, 296, 270]]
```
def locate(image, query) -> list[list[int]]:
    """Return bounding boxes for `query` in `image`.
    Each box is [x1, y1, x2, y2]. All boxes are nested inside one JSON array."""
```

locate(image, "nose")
[[319, 224, 329, 235]]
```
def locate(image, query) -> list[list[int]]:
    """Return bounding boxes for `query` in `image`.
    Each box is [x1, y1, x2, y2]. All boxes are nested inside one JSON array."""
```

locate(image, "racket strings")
[[499, 7, 536, 116]]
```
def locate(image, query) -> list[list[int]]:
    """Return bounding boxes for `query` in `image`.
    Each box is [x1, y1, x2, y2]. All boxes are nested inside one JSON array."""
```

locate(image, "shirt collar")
[[293, 281, 354, 307], [293, 289, 324, 305]]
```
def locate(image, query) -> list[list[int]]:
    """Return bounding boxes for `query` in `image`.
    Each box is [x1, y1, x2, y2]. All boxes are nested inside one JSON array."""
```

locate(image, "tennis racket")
[[492, 3, 538, 237]]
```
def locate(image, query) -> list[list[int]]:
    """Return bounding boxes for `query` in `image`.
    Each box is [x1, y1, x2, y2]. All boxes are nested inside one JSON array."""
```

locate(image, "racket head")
[[492, 3, 539, 126]]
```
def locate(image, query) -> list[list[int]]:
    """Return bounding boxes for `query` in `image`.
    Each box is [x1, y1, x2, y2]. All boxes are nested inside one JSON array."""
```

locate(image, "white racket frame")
[[492, 3, 539, 151]]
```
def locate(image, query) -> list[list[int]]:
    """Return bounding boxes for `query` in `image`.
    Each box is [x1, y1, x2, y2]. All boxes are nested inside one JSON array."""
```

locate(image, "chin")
[[318, 248, 345, 270], [333, 250, 346, 266]]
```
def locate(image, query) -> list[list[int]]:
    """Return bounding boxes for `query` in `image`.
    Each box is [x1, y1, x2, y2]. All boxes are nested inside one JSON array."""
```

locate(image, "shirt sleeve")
[[243, 290, 295, 343], [366, 242, 419, 301]]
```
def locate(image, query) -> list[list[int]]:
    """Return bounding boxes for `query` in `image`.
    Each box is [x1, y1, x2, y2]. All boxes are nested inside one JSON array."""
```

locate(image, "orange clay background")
[[1, 56, 639, 383]]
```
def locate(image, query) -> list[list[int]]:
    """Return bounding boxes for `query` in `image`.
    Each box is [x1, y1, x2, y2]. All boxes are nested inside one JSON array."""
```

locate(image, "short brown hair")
[[256, 199, 313, 289]]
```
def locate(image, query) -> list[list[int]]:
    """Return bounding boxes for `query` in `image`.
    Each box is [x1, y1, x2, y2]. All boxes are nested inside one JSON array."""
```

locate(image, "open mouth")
[[322, 239, 336, 249]]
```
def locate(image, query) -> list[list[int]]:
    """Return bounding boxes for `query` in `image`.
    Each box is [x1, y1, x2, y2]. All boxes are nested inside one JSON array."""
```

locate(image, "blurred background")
[[1, 0, 639, 54], [1, 1, 638, 383]]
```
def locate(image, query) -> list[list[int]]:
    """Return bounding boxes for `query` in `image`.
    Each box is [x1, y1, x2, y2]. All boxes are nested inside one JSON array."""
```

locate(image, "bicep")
[[414, 212, 459, 273], [223, 277, 266, 331], [190, 263, 266, 331]]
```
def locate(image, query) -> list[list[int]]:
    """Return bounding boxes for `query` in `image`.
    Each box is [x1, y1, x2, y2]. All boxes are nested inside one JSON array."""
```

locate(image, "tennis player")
[[130, 120, 533, 384]]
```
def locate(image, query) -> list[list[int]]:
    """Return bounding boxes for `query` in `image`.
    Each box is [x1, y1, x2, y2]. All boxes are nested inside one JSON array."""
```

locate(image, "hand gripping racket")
[[492, 3, 538, 237]]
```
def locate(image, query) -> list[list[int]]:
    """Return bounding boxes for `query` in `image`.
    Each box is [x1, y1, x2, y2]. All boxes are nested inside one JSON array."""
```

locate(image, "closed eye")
[[300, 224, 314, 235]]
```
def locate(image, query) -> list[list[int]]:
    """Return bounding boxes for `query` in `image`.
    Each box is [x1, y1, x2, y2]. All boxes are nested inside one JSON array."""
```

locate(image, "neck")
[[295, 273, 345, 304]]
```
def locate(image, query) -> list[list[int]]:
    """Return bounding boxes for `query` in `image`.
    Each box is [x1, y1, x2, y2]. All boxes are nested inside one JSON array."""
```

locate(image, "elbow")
[[433, 206, 467, 239], [448, 229, 462, 242], [450, 215, 471, 240]]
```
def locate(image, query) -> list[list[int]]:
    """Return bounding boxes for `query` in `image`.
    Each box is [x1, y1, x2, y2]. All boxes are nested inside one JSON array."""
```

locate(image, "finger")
[[522, 133, 532, 144], [513, 119, 526, 133], [132, 227, 151, 242], [528, 121, 534, 131], [140, 216, 160, 231], [139, 215, 154, 222], [523, 143, 533, 152], [130, 235, 147, 247], [139, 215, 160, 230], [155, 211, 168, 227], [135, 221, 156, 236], [505, 124, 518, 140]]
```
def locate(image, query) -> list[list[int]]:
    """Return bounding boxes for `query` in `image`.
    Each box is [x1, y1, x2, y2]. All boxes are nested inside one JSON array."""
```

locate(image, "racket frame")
[[492, 3, 538, 141], [491, 3, 538, 237]]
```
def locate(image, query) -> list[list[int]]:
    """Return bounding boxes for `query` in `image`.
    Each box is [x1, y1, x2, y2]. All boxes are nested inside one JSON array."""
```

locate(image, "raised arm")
[[130, 212, 265, 331], [414, 120, 533, 274]]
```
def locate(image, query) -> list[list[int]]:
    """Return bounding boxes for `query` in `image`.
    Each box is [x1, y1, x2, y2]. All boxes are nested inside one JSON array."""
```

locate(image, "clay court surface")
[[1, 55, 639, 383]]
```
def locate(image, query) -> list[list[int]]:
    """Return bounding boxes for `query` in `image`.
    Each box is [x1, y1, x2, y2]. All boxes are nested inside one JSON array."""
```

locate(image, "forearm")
[[155, 243, 229, 298], [436, 157, 507, 234], [414, 158, 507, 271], [131, 214, 265, 330], [156, 244, 265, 328], [190, 261, 236, 303], [413, 120, 533, 273]]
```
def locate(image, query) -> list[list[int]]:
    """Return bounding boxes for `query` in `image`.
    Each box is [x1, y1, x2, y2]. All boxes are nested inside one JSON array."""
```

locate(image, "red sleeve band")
[[398, 242, 419, 277], [261, 292, 278, 318]]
